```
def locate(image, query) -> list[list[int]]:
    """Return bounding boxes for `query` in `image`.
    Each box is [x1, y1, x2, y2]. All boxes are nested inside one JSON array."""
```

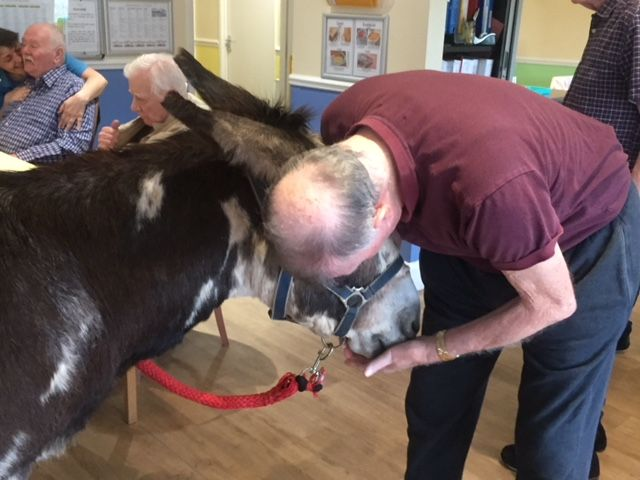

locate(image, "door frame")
[[218, 0, 290, 103]]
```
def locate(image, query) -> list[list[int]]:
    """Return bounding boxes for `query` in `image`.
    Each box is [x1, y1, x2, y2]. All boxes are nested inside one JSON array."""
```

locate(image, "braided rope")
[[137, 360, 323, 410]]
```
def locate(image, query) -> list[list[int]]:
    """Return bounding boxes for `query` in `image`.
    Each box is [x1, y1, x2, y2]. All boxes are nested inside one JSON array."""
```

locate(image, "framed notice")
[[322, 14, 388, 82], [67, 0, 104, 59], [105, 0, 173, 55]]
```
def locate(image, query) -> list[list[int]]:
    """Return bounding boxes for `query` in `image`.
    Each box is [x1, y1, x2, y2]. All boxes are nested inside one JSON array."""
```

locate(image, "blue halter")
[[247, 175, 405, 338], [270, 256, 405, 338]]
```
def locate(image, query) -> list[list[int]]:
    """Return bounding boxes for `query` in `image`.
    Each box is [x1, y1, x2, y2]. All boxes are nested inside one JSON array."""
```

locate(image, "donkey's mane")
[[173, 49, 315, 139]]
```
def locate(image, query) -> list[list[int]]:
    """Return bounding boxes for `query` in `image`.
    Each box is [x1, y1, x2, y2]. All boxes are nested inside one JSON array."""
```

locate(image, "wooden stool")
[[123, 306, 229, 424]]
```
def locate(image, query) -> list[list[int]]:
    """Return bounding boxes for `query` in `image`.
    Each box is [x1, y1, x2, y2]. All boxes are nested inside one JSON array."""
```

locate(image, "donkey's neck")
[[226, 235, 281, 307]]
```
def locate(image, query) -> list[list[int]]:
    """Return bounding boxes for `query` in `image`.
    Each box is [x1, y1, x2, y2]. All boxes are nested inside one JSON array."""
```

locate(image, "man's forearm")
[[363, 291, 576, 377], [440, 296, 572, 361], [432, 245, 576, 360]]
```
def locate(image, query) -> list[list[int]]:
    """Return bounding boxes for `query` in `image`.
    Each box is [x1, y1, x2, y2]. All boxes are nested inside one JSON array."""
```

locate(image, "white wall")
[[290, 0, 446, 86]]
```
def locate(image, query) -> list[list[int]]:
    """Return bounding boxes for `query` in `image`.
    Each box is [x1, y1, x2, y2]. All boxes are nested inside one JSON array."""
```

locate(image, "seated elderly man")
[[0, 23, 96, 163], [98, 53, 203, 150]]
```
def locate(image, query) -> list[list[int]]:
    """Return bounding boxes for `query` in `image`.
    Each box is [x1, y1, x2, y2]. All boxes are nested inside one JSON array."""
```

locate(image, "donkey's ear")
[[173, 48, 276, 120], [163, 91, 215, 139]]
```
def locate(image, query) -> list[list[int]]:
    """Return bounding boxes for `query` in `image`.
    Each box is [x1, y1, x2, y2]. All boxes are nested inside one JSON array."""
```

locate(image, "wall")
[[291, 0, 435, 78], [515, 0, 592, 86], [289, 0, 446, 130], [194, 0, 221, 75]]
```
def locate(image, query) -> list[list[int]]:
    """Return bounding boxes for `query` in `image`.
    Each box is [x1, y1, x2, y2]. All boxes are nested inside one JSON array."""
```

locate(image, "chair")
[[89, 99, 101, 149], [123, 306, 229, 424]]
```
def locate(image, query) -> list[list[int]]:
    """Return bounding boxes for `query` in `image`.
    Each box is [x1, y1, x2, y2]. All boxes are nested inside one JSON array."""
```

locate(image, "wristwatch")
[[435, 329, 460, 362]]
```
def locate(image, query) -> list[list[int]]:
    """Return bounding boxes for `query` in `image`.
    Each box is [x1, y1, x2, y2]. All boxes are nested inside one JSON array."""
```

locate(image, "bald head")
[[21, 23, 65, 79], [265, 144, 380, 279]]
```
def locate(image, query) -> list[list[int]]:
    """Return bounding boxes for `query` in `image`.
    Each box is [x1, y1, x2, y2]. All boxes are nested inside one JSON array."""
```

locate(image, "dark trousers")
[[406, 186, 640, 480]]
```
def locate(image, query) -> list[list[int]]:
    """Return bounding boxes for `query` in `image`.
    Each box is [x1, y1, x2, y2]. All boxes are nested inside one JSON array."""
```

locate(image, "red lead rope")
[[137, 360, 325, 410]]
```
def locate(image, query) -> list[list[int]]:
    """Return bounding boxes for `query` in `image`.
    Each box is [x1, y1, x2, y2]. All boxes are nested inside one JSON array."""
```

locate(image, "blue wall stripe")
[[96, 69, 137, 133], [290, 85, 340, 133]]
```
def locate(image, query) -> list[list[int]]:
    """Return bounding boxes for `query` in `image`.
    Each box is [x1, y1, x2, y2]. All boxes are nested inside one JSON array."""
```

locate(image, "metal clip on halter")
[[304, 337, 343, 378]]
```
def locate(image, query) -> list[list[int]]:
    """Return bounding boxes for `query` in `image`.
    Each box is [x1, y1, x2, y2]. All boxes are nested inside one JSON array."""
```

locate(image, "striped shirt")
[[0, 65, 96, 163], [564, 0, 640, 167]]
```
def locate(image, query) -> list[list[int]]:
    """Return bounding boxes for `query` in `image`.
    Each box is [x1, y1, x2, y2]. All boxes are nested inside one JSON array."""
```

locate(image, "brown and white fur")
[[0, 51, 420, 479]]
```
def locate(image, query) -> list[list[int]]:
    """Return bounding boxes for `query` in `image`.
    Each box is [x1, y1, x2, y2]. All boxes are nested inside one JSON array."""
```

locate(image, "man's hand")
[[58, 92, 90, 130], [344, 339, 434, 377], [4, 86, 31, 106], [97, 120, 121, 150]]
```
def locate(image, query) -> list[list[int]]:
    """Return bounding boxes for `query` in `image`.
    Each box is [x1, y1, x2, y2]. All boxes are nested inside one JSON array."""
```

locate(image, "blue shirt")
[[0, 65, 96, 163], [65, 53, 88, 77], [0, 70, 19, 109], [0, 53, 88, 109]]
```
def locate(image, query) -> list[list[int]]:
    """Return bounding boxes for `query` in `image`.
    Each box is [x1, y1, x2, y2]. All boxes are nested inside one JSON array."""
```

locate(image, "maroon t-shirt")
[[321, 70, 630, 271]]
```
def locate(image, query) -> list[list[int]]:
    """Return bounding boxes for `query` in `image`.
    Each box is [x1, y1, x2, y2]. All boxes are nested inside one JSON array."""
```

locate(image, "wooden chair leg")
[[214, 306, 229, 347], [124, 367, 138, 424], [122, 306, 228, 424]]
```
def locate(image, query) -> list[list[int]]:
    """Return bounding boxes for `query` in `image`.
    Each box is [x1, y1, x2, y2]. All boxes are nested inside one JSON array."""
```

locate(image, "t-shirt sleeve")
[[321, 96, 354, 144], [462, 171, 563, 271], [65, 53, 89, 78]]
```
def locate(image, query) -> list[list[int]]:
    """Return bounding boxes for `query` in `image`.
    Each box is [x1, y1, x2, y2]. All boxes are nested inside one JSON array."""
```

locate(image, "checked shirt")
[[0, 65, 95, 163], [564, 0, 640, 167]]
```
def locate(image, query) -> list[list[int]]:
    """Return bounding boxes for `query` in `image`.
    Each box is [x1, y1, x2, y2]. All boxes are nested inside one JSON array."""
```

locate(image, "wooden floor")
[[33, 298, 640, 480]]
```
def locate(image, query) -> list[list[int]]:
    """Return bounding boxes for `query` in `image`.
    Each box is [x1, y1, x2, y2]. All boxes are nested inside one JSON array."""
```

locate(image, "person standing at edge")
[[501, 1, 640, 476]]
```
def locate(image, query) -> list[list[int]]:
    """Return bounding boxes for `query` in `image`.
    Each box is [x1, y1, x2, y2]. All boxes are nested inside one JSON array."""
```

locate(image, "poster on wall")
[[67, 0, 103, 58], [106, 0, 173, 54], [322, 14, 388, 82], [0, 0, 54, 37]]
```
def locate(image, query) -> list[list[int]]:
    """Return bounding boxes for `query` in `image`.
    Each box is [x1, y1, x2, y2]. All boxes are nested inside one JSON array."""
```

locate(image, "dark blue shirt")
[[564, 0, 640, 166]]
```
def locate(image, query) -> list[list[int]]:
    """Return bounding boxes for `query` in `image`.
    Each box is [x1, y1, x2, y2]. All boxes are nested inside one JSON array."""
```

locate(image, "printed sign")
[[322, 14, 388, 81]]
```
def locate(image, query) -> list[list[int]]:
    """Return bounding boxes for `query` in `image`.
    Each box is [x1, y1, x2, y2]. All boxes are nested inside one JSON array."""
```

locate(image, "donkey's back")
[[0, 137, 259, 478]]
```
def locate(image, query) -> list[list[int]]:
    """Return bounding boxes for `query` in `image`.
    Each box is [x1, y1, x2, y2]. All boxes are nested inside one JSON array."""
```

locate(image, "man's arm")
[[59, 67, 108, 131], [16, 100, 97, 163], [357, 244, 577, 376]]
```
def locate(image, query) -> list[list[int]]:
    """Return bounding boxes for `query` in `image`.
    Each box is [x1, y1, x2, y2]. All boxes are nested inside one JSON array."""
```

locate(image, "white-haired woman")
[[97, 53, 197, 150]]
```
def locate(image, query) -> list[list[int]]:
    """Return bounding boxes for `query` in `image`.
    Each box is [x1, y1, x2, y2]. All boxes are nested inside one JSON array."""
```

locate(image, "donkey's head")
[[165, 49, 421, 357], [278, 240, 421, 358]]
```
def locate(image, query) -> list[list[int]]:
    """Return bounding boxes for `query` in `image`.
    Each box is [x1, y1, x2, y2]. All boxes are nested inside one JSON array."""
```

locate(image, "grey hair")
[[265, 144, 380, 278], [26, 23, 65, 51], [123, 53, 188, 98]]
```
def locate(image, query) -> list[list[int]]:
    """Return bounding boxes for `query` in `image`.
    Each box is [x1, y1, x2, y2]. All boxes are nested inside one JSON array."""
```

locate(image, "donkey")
[[0, 52, 420, 479]]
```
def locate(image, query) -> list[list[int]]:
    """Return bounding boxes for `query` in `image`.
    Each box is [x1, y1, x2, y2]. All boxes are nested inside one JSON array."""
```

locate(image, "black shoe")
[[590, 451, 600, 479], [499, 444, 517, 473], [499, 444, 600, 479], [595, 420, 607, 452], [616, 321, 632, 352]]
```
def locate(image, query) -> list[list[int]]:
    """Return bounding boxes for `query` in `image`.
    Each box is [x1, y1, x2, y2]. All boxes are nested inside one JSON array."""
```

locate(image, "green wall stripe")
[[515, 63, 577, 88]]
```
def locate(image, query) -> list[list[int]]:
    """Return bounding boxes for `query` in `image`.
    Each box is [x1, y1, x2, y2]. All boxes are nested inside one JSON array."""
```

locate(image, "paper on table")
[[0, 151, 35, 171]]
